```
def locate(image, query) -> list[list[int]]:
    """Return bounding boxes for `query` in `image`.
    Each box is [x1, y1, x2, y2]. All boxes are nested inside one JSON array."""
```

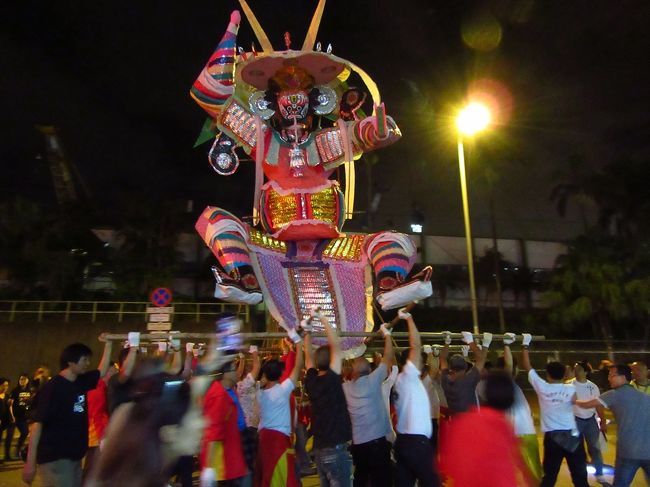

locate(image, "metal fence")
[[0, 300, 250, 323]]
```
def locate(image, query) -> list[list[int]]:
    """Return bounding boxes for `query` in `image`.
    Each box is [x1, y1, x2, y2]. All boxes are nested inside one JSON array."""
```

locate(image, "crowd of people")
[[1, 308, 650, 487]]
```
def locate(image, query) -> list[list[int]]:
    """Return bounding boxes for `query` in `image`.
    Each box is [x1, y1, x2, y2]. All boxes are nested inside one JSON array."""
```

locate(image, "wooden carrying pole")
[[100, 332, 546, 341]]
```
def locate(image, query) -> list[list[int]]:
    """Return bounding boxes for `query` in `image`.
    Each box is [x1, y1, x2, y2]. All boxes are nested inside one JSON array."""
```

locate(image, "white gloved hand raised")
[[186, 342, 195, 353], [309, 305, 323, 319], [423, 344, 432, 354], [461, 345, 470, 357], [481, 332, 493, 349], [287, 328, 302, 344], [503, 332, 516, 345], [379, 323, 392, 337], [461, 331, 474, 345], [432, 344, 441, 357], [300, 318, 313, 333], [522, 333, 532, 347], [249, 345, 258, 354], [127, 332, 140, 348], [442, 331, 452, 345], [398, 307, 412, 320]]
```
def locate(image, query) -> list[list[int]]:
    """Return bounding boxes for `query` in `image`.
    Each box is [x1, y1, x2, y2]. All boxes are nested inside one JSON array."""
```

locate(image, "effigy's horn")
[[302, 0, 326, 51], [190, 11, 240, 118], [238, 0, 274, 53]]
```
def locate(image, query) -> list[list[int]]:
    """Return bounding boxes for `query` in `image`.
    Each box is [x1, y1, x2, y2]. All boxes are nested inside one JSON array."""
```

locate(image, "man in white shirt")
[[392, 308, 439, 487], [572, 361, 606, 481], [256, 332, 304, 487], [343, 323, 394, 487], [521, 335, 589, 487]]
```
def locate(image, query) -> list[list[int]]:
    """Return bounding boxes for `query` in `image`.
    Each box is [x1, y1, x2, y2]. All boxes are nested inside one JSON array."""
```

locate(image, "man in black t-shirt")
[[6, 374, 32, 460], [304, 311, 352, 487], [22, 341, 112, 487]]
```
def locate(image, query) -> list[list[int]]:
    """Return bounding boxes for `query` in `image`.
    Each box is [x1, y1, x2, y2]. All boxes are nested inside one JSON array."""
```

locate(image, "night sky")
[[2, 0, 650, 241]]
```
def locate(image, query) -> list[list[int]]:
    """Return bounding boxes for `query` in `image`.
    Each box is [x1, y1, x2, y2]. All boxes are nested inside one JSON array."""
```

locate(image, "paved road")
[[1, 438, 647, 487]]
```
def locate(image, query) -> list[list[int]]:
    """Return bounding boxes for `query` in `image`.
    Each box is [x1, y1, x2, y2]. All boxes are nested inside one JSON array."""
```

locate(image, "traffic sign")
[[150, 287, 173, 307], [149, 313, 171, 322], [147, 322, 173, 331], [146, 306, 174, 314]]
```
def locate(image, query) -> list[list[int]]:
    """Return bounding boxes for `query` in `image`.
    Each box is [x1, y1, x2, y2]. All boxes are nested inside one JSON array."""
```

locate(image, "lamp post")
[[456, 102, 490, 335]]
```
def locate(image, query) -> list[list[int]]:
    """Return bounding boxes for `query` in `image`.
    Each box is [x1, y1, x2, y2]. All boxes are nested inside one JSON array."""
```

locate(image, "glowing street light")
[[457, 102, 491, 136], [456, 102, 490, 334]]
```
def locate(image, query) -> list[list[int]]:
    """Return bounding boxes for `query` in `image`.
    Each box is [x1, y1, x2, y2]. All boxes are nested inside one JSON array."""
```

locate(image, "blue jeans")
[[613, 457, 650, 487], [575, 415, 603, 476], [313, 443, 352, 487]]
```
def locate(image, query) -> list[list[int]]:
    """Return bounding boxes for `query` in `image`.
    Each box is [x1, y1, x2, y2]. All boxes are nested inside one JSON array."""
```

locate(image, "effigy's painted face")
[[275, 89, 313, 139]]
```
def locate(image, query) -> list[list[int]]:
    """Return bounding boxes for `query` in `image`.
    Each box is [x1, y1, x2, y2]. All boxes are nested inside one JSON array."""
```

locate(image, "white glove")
[[300, 318, 313, 333], [481, 332, 493, 349], [398, 307, 412, 320], [169, 332, 180, 351], [122, 340, 130, 349], [127, 332, 140, 348], [432, 344, 441, 357], [309, 305, 323, 319], [200, 467, 216, 487], [461, 331, 474, 345], [379, 323, 392, 337], [287, 328, 302, 344], [442, 331, 452, 345], [522, 333, 532, 347], [461, 345, 470, 357], [423, 344, 432, 354], [503, 332, 516, 345], [158, 342, 168, 353], [249, 345, 258, 354], [186, 342, 195, 353]]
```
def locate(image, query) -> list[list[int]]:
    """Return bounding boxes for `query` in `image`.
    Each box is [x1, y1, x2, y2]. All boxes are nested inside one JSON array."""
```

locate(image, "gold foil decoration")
[[310, 187, 337, 223], [323, 235, 364, 261], [248, 228, 287, 252]]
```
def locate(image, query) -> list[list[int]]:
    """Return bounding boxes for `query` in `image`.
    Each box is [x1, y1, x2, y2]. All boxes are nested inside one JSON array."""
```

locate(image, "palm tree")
[[543, 235, 630, 360]]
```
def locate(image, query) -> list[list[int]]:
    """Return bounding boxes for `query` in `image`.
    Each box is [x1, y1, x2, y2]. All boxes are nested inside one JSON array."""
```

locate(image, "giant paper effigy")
[[192, 1, 432, 356]]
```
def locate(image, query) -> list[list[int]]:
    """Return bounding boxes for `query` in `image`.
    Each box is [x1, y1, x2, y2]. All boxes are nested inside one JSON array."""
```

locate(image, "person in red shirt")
[[201, 359, 249, 485], [83, 362, 119, 481], [439, 370, 536, 487]]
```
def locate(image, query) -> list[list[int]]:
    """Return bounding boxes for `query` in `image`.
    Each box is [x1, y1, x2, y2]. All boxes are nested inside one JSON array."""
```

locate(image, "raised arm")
[[320, 314, 342, 375], [399, 308, 422, 370], [97, 338, 113, 378], [520, 334, 533, 372], [236, 351, 246, 381], [381, 324, 395, 367], [250, 346, 261, 379], [440, 331, 451, 370], [426, 346, 441, 379], [304, 330, 315, 371], [180, 343, 195, 381], [289, 342, 304, 385], [120, 333, 140, 383], [503, 333, 516, 374]]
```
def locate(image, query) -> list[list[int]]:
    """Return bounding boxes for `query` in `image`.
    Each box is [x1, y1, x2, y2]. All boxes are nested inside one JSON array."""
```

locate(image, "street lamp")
[[456, 102, 490, 334]]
